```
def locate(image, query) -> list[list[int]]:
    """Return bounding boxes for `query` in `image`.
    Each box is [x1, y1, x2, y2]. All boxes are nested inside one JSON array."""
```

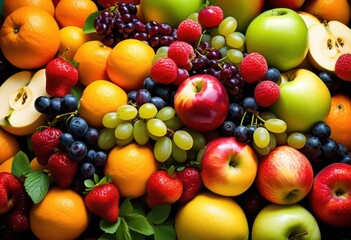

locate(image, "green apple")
[[251, 203, 321, 240], [245, 8, 308, 71], [270, 68, 331, 133], [140, 0, 204, 28], [209, 0, 264, 33]]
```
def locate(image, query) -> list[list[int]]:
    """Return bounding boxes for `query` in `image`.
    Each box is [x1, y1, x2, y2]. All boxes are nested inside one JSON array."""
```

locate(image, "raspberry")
[[167, 41, 195, 67], [198, 5, 224, 28], [240, 52, 268, 83], [151, 57, 178, 84], [254, 80, 280, 107], [335, 53, 351, 82], [176, 19, 202, 43]]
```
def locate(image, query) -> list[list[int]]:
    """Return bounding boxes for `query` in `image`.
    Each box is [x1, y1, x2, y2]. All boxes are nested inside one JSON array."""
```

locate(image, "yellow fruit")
[[58, 26, 90, 61], [0, 127, 20, 164], [175, 191, 249, 240], [0, 157, 14, 173]]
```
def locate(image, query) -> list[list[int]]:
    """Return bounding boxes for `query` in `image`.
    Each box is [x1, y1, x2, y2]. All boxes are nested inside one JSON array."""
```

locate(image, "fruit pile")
[[0, 0, 351, 239]]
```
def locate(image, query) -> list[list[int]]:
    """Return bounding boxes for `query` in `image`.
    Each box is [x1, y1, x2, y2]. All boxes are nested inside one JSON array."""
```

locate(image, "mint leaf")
[[147, 204, 171, 225], [24, 171, 50, 204], [130, 231, 146, 240], [83, 11, 100, 33], [124, 213, 154, 236], [11, 151, 31, 177], [116, 218, 132, 240], [154, 222, 176, 240], [119, 198, 134, 216], [100, 218, 120, 234]]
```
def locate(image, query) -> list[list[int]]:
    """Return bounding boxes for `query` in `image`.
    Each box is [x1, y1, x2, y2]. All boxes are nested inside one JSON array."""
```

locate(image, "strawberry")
[[198, 5, 224, 28], [31, 127, 63, 166], [151, 57, 179, 84], [175, 167, 203, 204], [240, 52, 268, 83], [45, 56, 79, 97], [254, 80, 281, 107], [8, 188, 31, 232], [47, 152, 79, 188], [0, 173, 23, 214], [176, 19, 202, 43], [146, 169, 183, 208], [84, 175, 120, 222]]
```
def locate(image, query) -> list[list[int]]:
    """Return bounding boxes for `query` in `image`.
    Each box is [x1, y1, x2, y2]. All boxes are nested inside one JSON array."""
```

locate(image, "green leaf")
[[116, 218, 132, 240], [124, 213, 154, 236], [119, 198, 134, 217], [130, 231, 146, 240], [70, 86, 83, 101], [11, 151, 31, 177], [24, 171, 50, 204], [83, 11, 101, 34], [154, 222, 176, 240], [100, 218, 120, 234], [147, 204, 171, 225], [98, 233, 116, 240], [84, 179, 95, 189]]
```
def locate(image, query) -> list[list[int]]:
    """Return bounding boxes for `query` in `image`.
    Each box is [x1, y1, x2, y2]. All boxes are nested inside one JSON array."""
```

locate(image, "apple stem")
[[289, 231, 308, 240]]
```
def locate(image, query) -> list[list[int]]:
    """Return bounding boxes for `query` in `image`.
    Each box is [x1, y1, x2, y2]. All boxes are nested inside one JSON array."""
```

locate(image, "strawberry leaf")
[[11, 151, 31, 177], [119, 198, 134, 216], [98, 233, 116, 240], [83, 11, 100, 34], [70, 86, 83, 101], [154, 221, 176, 240], [124, 213, 154, 236], [24, 171, 50, 204], [100, 217, 120, 234], [147, 204, 171, 225], [116, 218, 132, 240]]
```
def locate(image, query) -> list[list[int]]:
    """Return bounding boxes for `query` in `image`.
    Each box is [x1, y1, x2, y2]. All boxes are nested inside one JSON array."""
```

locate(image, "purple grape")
[[136, 89, 152, 106]]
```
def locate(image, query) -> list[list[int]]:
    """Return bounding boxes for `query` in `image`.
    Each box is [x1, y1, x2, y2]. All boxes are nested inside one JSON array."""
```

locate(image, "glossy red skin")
[[173, 74, 229, 132], [309, 163, 351, 227], [0, 173, 23, 214]]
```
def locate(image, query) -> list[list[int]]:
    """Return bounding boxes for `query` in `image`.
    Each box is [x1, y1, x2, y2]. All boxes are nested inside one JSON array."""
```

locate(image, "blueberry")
[[264, 68, 281, 83], [34, 96, 51, 113], [321, 138, 339, 161], [86, 149, 96, 163], [84, 128, 99, 146], [227, 103, 244, 123], [234, 125, 250, 142], [69, 141, 87, 161], [59, 133, 75, 147], [300, 136, 322, 161], [311, 121, 331, 140], [219, 121, 236, 136], [68, 117, 89, 137], [243, 97, 259, 113], [94, 151, 107, 167], [49, 98, 63, 116], [150, 96, 166, 110], [61, 94, 78, 113], [80, 162, 95, 178]]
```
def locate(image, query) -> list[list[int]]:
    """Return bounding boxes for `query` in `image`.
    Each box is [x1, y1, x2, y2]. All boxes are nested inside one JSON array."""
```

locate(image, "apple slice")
[[308, 20, 351, 72], [297, 11, 320, 29], [0, 69, 49, 136]]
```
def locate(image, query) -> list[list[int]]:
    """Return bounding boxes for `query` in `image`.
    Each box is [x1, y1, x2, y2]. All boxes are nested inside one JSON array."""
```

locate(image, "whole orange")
[[324, 93, 351, 150], [55, 0, 99, 28], [78, 80, 128, 128], [74, 40, 112, 86], [0, 127, 20, 165], [105, 143, 160, 198], [3, 0, 55, 18], [58, 26, 90, 61], [0, 6, 60, 69], [106, 39, 155, 92]]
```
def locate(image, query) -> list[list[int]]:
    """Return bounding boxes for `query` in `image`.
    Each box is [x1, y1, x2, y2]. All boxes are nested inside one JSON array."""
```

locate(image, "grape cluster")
[[94, 2, 177, 49]]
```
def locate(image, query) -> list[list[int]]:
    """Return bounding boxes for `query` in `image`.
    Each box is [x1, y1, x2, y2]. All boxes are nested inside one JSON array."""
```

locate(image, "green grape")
[[156, 106, 175, 121], [259, 111, 277, 120], [253, 142, 271, 156], [116, 134, 134, 146], [171, 140, 188, 163], [117, 104, 138, 121], [187, 12, 199, 22], [156, 46, 169, 55], [173, 130, 193, 150], [146, 118, 167, 137], [211, 35, 226, 50], [98, 128, 116, 150], [185, 128, 206, 151], [253, 127, 270, 148], [268, 132, 277, 150], [115, 122, 133, 140], [154, 136, 172, 162], [235, 31, 245, 41], [274, 132, 288, 145], [163, 116, 183, 131], [102, 112, 122, 128], [226, 32, 245, 49], [152, 52, 168, 64], [264, 118, 287, 133], [133, 119, 149, 145], [196, 146, 206, 164], [147, 130, 161, 141], [210, 27, 219, 37], [218, 16, 237, 37], [139, 103, 158, 119], [227, 49, 244, 64], [287, 132, 306, 149], [201, 33, 212, 44]]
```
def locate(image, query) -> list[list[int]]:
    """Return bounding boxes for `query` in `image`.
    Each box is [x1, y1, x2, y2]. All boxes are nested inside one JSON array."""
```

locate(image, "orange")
[[29, 187, 90, 240], [0, 156, 14, 173], [0, 7, 60, 69], [73, 40, 112, 86], [0, 127, 20, 165], [78, 80, 128, 128], [58, 26, 90, 61], [105, 143, 160, 198], [29, 157, 47, 171], [302, 0, 351, 25], [324, 93, 351, 150], [106, 39, 155, 92], [3, 0, 55, 18], [55, 0, 99, 28]]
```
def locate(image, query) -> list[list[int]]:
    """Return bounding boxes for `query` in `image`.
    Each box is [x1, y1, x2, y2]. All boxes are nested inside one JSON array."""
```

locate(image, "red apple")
[[265, 0, 306, 10], [309, 163, 351, 228], [173, 74, 229, 132], [255, 145, 314, 205], [200, 137, 258, 197]]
